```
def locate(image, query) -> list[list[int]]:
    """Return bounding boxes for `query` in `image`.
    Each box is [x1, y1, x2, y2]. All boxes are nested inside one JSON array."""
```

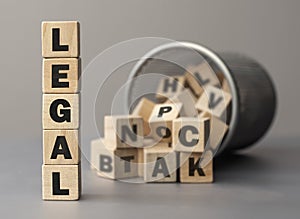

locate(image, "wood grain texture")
[[132, 98, 155, 136], [137, 148, 144, 177], [222, 78, 231, 93], [43, 58, 81, 94], [148, 103, 182, 143], [104, 115, 143, 149], [132, 140, 170, 177], [172, 117, 210, 153], [43, 129, 80, 165], [156, 75, 185, 101], [168, 88, 197, 117], [195, 85, 231, 118], [91, 139, 138, 179], [144, 147, 177, 182], [90, 138, 106, 170], [185, 62, 220, 96], [42, 94, 80, 130], [197, 109, 229, 150], [42, 21, 80, 58], [208, 116, 228, 150], [198, 111, 211, 119], [42, 164, 81, 200], [179, 152, 213, 183]]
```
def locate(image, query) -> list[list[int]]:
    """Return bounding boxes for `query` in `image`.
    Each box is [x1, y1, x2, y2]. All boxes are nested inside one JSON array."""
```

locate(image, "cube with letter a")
[[144, 147, 177, 182]]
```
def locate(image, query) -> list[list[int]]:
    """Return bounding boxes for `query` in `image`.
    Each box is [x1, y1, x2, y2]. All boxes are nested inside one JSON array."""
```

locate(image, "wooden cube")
[[185, 62, 219, 96], [195, 85, 231, 118], [43, 94, 79, 130], [148, 103, 182, 143], [138, 140, 170, 177], [98, 148, 138, 179], [197, 113, 228, 151], [42, 164, 81, 200], [137, 148, 144, 177], [156, 75, 185, 101], [42, 21, 80, 58], [104, 115, 143, 149], [222, 78, 231, 93], [172, 117, 210, 153], [179, 152, 213, 183], [216, 72, 225, 84], [90, 138, 107, 170], [168, 89, 197, 117], [145, 141, 171, 151], [198, 111, 211, 119], [132, 98, 155, 136], [144, 147, 177, 182], [94, 144, 138, 180], [43, 58, 81, 94], [142, 137, 157, 148], [43, 130, 80, 165], [208, 116, 228, 150]]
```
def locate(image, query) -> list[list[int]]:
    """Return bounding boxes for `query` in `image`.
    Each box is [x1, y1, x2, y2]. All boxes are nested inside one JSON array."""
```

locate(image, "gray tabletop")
[[0, 0, 299, 218], [1, 136, 299, 219]]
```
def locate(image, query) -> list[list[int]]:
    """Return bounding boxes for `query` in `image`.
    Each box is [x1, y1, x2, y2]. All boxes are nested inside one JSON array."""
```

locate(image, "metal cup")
[[126, 42, 277, 154]]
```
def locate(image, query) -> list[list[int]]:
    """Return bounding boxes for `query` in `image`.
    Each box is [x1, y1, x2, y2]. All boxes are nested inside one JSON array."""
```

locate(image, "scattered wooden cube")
[[43, 94, 79, 130], [43, 58, 81, 94], [148, 103, 182, 143], [137, 140, 170, 177], [137, 148, 144, 177], [208, 116, 228, 150], [42, 164, 81, 200], [185, 62, 219, 96], [168, 89, 198, 117], [172, 117, 210, 153], [95, 144, 138, 180], [179, 152, 213, 183], [197, 104, 229, 151], [144, 147, 177, 182], [222, 78, 231, 93], [43, 130, 80, 165], [104, 115, 143, 149], [195, 85, 231, 118], [98, 148, 138, 179], [132, 97, 155, 136], [156, 75, 185, 101], [142, 137, 157, 148], [216, 72, 225, 84], [198, 110, 211, 119], [90, 138, 106, 170], [42, 21, 80, 58]]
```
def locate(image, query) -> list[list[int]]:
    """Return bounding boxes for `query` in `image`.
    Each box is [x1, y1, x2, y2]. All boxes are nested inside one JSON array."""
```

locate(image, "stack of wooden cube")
[[91, 61, 231, 183], [42, 21, 81, 200]]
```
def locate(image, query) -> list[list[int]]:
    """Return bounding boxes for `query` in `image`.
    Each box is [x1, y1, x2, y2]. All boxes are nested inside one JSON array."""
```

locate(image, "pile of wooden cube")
[[91, 55, 232, 183]]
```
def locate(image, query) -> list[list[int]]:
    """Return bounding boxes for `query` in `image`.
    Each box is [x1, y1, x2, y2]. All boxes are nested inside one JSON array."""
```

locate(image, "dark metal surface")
[[127, 42, 277, 154], [218, 53, 277, 151]]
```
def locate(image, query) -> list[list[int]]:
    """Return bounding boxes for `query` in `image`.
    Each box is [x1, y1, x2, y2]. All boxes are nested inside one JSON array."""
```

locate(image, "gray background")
[[0, 0, 299, 218]]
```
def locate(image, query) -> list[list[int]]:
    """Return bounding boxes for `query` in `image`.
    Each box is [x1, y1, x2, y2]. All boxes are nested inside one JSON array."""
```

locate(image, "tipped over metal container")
[[126, 42, 277, 155]]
